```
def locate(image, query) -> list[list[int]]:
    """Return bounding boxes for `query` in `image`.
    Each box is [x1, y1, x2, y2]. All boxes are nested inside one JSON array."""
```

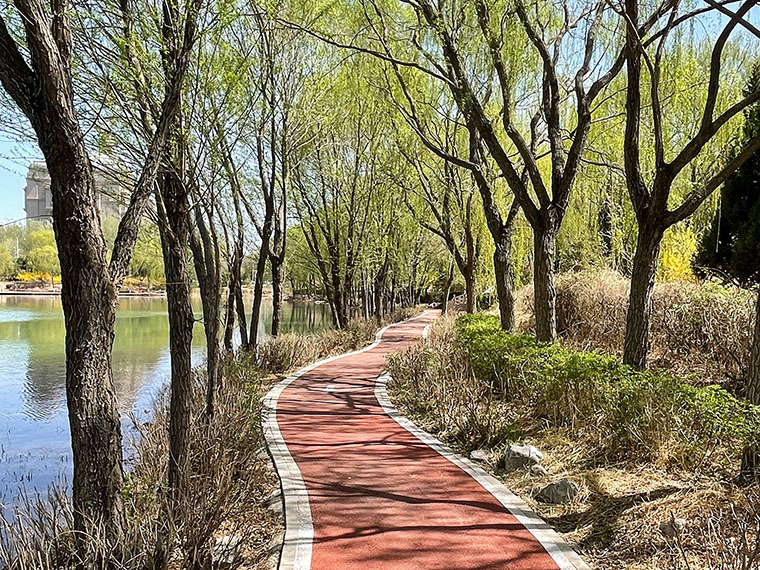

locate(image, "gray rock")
[[535, 478, 579, 504], [470, 449, 489, 462], [504, 444, 543, 472], [530, 464, 549, 477], [211, 534, 244, 566], [660, 518, 687, 539]]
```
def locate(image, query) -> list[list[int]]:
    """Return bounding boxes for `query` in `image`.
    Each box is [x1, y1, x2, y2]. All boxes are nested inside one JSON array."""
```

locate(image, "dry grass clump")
[[519, 270, 756, 388], [500, 431, 760, 569], [255, 306, 421, 374], [1, 360, 281, 569], [386, 316, 760, 569]]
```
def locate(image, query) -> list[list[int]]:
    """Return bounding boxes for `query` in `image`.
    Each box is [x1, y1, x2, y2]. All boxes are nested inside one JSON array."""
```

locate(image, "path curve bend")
[[263, 310, 589, 570]]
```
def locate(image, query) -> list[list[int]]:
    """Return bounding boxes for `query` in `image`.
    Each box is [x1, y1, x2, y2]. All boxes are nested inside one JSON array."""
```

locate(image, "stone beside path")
[[263, 310, 589, 570]]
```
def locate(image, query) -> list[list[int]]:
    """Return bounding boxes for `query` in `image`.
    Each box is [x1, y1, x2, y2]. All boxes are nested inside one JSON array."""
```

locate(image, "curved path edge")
[[261, 316, 420, 570], [262, 314, 590, 570], [375, 327, 589, 570]]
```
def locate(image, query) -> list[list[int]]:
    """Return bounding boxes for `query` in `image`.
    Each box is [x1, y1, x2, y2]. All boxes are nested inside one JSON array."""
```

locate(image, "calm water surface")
[[0, 295, 332, 506]]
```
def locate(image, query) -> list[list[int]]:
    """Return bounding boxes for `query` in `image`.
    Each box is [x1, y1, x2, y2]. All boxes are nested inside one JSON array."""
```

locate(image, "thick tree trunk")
[[156, 172, 195, 515], [48, 157, 125, 538], [0, 0, 194, 549], [493, 235, 515, 331], [741, 290, 760, 480], [623, 222, 664, 368], [533, 223, 557, 342], [333, 288, 348, 329]]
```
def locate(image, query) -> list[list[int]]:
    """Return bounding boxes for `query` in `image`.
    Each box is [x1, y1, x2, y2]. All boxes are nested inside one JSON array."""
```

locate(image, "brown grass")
[[518, 270, 756, 390], [0, 364, 280, 569]]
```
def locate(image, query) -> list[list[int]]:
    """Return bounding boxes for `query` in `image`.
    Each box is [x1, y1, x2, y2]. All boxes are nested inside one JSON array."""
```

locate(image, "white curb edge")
[[374, 323, 591, 570], [261, 312, 430, 570]]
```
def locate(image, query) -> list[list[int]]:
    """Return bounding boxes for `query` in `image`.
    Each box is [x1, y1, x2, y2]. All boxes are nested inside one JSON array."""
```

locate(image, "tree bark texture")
[[156, 170, 195, 512], [493, 235, 515, 331], [533, 221, 557, 342], [741, 289, 760, 480], [622, 221, 663, 368]]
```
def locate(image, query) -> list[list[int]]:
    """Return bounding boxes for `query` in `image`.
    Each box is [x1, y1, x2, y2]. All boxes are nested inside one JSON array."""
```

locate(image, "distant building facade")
[[24, 160, 127, 222]]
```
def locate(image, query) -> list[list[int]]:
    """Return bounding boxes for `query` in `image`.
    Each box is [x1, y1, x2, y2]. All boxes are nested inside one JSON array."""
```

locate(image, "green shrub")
[[433, 314, 760, 469]]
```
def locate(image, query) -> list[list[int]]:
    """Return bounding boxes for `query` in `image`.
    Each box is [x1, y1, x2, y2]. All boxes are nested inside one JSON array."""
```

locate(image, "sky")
[[0, 138, 37, 224]]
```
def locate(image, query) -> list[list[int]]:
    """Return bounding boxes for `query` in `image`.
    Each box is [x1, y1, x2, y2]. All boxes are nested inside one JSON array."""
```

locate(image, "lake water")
[[0, 294, 332, 507]]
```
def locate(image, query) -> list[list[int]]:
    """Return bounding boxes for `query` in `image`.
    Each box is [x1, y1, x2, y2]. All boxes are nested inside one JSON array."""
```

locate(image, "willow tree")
[[298, 0, 646, 340], [622, 0, 760, 368], [0, 0, 199, 544], [293, 128, 378, 326], [396, 133, 483, 314]]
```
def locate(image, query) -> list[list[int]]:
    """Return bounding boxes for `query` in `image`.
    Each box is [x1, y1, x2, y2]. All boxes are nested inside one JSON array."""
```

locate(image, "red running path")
[[264, 310, 588, 570]]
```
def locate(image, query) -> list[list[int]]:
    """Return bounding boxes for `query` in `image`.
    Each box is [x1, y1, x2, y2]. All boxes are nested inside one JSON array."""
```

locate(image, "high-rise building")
[[23, 160, 127, 222]]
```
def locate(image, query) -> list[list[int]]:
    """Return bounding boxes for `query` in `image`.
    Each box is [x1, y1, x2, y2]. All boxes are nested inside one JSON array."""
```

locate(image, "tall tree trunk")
[[223, 279, 235, 353], [533, 222, 557, 342], [189, 205, 221, 416], [493, 233, 515, 331], [269, 191, 287, 337], [374, 255, 388, 324], [235, 278, 248, 349], [442, 260, 454, 316], [464, 270, 476, 314], [271, 259, 283, 336], [623, 221, 664, 368], [156, 171, 195, 515], [248, 240, 270, 350], [0, 0, 197, 549], [328, 295, 340, 328], [333, 288, 348, 328], [741, 289, 760, 481], [362, 273, 370, 320], [49, 157, 125, 538]]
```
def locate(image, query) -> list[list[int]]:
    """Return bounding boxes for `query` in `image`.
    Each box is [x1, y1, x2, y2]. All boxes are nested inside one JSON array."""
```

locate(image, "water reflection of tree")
[[0, 315, 67, 420], [0, 297, 173, 419], [282, 301, 332, 333]]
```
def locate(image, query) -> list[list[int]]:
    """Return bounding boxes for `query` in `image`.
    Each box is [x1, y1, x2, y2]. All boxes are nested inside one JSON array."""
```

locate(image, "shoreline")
[[0, 290, 167, 297]]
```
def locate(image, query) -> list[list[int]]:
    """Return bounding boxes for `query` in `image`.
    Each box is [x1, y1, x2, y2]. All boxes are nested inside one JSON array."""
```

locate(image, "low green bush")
[[451, 314, 759, 468]]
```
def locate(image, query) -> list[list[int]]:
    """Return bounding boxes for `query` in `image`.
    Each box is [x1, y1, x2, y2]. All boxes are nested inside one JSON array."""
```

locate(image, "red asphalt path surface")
[[270, 310, 581, 569]]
